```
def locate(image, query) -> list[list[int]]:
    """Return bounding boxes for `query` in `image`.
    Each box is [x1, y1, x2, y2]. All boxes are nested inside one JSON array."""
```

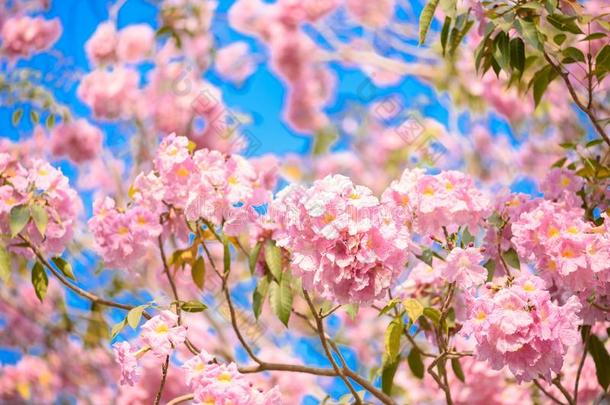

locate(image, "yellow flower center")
[[217, 371, 232, 382], [561, 176, 571, 187], [423, 186, 435, 196], [118, 226, 130, 235], [547, 227, 559, 238], [155, 324, 169, 334], [176, 167, 190, 177], [522, 281, 536, 292]]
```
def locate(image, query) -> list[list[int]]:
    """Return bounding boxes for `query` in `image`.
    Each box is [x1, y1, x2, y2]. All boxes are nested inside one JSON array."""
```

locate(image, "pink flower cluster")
[[271, 174, 409, 303], [511, 200, 610, 293], [85, 22, 155, 66], [0, 153, 80, 255], [229, 0, 337, 132], [113, 310, 187, 386], [382, 169, 490, 237], [88, 197, 162, 270], [463, 275, 581, 382], [183, 351, 282, 404], [77, 66, 140, 121], [0, 16, 61, 60], [434, 247, 487, 290], [50, 119, 103, 163], [89, 134, 277, 269]]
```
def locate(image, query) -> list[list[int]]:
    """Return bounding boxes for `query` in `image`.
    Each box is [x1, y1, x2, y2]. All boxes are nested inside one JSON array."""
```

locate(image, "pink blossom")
[[85, 21, 117, 65], [0, 155, 80, 256], [88, 197, 162, 270], [215, 41, 256, 84], [113, 341, 140, 386], [50, 119, 103, 163], [540, 168, 583, 202], [435, 247, 487, 290], [77, 66, 140, 120], [382, 169, 491, 237], [1, 16, 61, 60], [116, 24, 154, 63], [345, 0, 395, 28], [139, 310, 187, 357], [271, 174, 410, 303], [462, 275, 581, 382]]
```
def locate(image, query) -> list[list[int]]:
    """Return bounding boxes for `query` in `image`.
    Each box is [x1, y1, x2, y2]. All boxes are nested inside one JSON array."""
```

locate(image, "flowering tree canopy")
[[1, 0, 609, 404]]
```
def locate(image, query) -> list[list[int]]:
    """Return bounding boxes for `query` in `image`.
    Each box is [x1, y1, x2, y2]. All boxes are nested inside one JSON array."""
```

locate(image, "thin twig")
[[153, 355, 170, 405]]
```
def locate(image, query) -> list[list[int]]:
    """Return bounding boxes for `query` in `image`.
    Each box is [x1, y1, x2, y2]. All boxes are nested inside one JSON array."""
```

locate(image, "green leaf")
[[553, 33, 567, 46], [252, 276, 270, 320], [29, 110, 39, 125], [9, 205, 30, 237], [552, 157, 568, 168], [30, 203, 48, 236], [191, 256, 205, 290], [451, 358, 466, 383], [344, 303, 359, 320], [440, 17, 452, 56], [493, 31, 511, 72], [127, 305, 147, 329], [45, 114, 56, 129], [509, 38, 525, 73], [484, 259, 496, 282], [581, 32, 606, 41], [264, 240, 283, 281], [381, 356, 400, 394], [502, 247, 521, 269], [180, 300, 208, 312], [110, 318, 127, 340], [269, 276, 293, 326], [385, 318, 403, 360], [403, 298, 424, 323], [418, 0, 440, 45], [0, 244, 11, 284], [423, 307, 441, 325], [595, 45, 610, 79], [588, 334, 610, 390], [515, 20, 543, 51], [11, 109, 23, 126], [547, 13, 583, 35], [407, 348, 425, 379], [31, 261, 48, 302], [586, 139, 604, 148], [461, 228, 475, 247], [249, 241, 263, 274], [563, 46, 585, 63], [51, 257, 75, 280], [530, 65, 558, 107]]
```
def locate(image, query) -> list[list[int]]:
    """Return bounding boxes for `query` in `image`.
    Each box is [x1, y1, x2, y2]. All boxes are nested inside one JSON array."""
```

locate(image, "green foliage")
[[419, 0, 441, 45], [407, 348, 425, 379], [191, 256, 206, 290], [588, 334, 610, 390], [31, 261, 48, 302]]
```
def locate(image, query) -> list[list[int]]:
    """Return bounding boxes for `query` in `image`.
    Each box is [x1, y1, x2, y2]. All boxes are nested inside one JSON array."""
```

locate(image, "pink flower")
[[116, 24, 154, 63], [139, 310, 187, 357], [0, 156, 80, 256], [345, 0, 395, 28], [271, 174, 409, 303], [88, 197, 162, 270], [50, 119, 103, 163], [462, 275, 581, 382], [215, 41, 256, 84], [85, 21, 118, 65], [435, 247, 487, 290], [1, 16, 61, 60], [77, 66, 140, 120], [540, 168, 583, 203], [113, 341, 140, 386], [382, 169, 491, 237]]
